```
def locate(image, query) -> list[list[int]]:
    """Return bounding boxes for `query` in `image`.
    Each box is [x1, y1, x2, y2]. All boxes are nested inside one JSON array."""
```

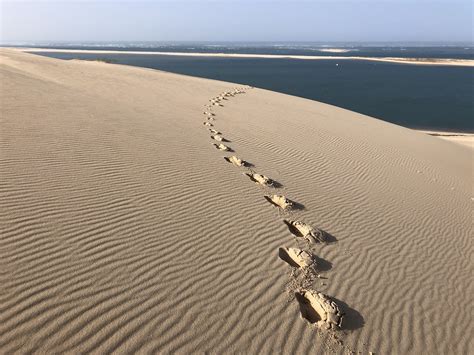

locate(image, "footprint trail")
[[200, 85, 351, 343]]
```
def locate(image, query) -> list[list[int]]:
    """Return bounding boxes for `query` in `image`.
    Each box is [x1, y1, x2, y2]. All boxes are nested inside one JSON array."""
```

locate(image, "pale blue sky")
[[0, 0, 472, 43]]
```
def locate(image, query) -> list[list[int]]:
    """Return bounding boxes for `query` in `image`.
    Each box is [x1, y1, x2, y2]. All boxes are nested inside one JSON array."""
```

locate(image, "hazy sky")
[[1, 0, 472, 43]]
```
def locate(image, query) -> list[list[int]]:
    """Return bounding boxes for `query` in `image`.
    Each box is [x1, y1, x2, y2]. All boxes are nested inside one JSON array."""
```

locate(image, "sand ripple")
[[1, 49, 472, 354]]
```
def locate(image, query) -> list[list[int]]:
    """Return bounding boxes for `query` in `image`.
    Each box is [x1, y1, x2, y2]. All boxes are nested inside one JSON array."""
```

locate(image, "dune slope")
[[1, 49, 472, 354]]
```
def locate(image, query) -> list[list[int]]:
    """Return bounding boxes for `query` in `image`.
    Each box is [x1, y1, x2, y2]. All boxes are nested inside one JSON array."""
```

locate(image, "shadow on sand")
[[283, 220, 337, 244], [294, 293, 364, 331]]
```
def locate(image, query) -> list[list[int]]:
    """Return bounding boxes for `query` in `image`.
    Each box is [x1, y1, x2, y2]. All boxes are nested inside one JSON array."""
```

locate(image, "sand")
[[1, 49, 472, 354], [419, 130, 474, 150], [14, 47, 474, 67]]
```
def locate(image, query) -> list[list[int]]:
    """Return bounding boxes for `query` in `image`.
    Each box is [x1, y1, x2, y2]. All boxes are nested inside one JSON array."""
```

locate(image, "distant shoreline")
[[11, 47, 474, 67]]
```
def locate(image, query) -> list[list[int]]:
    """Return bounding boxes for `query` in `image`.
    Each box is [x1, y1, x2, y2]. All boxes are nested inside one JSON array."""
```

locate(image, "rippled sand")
[[1, 49, 472, 354]]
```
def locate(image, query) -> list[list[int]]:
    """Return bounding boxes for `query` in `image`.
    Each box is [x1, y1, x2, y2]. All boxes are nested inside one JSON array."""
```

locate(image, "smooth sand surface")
[[419, 130, 474, 150], [1, 49, 473, 354], [14, 47, 474, 67]]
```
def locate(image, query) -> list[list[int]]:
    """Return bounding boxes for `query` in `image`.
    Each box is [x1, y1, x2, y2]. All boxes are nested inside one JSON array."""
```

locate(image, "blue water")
[[31, 44, 474, 132], [17, 42, 474, 59]]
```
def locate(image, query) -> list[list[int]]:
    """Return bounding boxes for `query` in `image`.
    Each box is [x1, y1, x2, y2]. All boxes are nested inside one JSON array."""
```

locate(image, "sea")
[[21, 42, 474, 132]]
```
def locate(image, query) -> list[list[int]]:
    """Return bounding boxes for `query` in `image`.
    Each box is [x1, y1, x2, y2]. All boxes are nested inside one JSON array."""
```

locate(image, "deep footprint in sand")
[[203, 122, 213, 127], [265, 194, 293, 209], [213, 143, 232, 151], [210, 99, 223, 107], [211, 135, 227, 142], [279, 247, 316, 269], [284, 220, 327, 243], [224, 156, 247, 167], [209, 129, 220, 135], [246, 172, 274, 186], [295, 289, 344, 329]]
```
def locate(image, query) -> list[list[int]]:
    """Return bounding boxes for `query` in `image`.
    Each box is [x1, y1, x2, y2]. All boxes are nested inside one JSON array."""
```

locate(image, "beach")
[[15, 47, 474, 67], [1, 48, 472, 354]]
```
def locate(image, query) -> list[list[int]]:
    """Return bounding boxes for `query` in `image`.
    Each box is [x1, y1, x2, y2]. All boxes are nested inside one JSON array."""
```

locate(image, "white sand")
[[418, 130, 474, 150], [1, 49, 472, 354], [13, 47, 474, 67]]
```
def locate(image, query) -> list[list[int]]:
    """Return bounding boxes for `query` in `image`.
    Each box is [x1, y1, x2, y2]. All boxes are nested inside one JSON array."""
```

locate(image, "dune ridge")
[[419, 130, 474, 149], [1, 49, 473, 354]]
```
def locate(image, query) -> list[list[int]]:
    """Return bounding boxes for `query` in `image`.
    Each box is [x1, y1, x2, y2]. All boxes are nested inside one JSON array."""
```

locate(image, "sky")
[[0, 0, 472, 43]]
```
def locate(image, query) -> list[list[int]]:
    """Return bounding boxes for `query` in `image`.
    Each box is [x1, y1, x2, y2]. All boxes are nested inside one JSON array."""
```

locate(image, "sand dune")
[[1, 49, 472, 354], [419, 130, 474, 150]]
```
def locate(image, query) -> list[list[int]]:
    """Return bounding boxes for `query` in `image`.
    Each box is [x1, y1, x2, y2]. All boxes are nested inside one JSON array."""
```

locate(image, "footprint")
[[246, 172, 274, 186], [264, 194, 293, 209], [203, 111, 215, 116], [209, 129, 220, 135], [224, 156, 247, 167], [213, 143, 232, 152], [210, 99, 223, 107], [203, 122, 213, 127], [278, 247, 316, 269], [295, 289, 344, 329], [284, 220, 326, 243], [211, 135, 225, 142]]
